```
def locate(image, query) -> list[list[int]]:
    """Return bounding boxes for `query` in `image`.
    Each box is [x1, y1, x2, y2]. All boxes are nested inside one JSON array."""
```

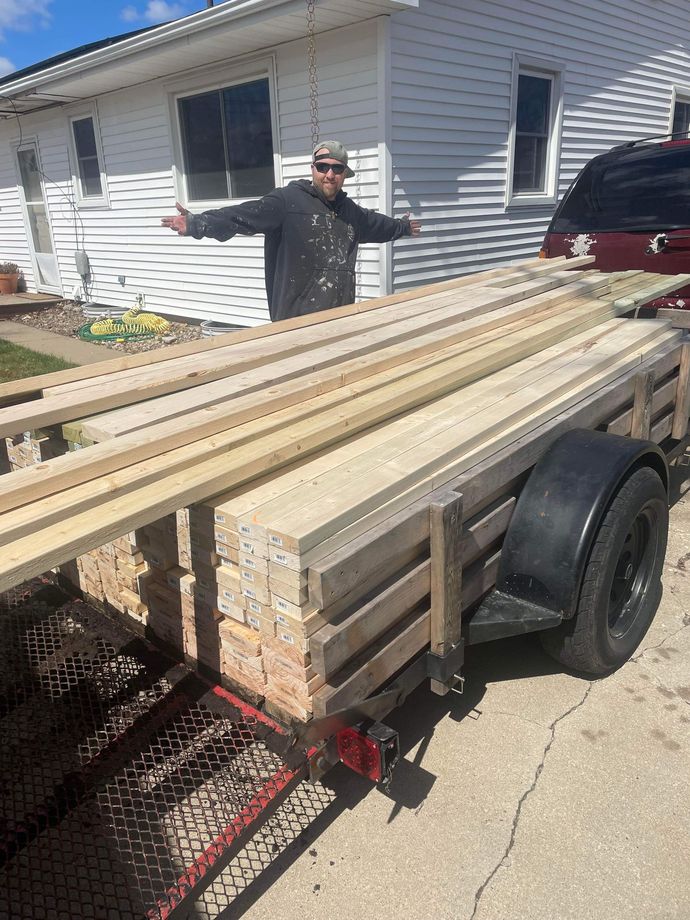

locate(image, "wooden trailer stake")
[[631, 370, 655, 440], [657, 308, 690, 329], [429, 492, 464, 696], [672, 343, 690, 440]]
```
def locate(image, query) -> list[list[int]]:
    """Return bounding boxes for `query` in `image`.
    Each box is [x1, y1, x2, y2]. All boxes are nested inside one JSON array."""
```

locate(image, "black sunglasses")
[[313, 162, 346, 175]]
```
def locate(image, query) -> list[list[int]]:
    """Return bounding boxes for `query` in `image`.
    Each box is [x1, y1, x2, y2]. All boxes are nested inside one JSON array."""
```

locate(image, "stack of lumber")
[[0, 256, 687, 721], [4, 427, 69, 468]]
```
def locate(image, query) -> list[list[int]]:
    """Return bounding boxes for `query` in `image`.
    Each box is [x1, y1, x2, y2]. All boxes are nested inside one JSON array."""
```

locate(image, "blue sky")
[[0, 0, 216, 77]]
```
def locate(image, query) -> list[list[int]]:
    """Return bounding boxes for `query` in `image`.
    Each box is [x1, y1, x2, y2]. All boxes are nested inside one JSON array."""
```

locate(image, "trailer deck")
[[0, 577, 329, 920]]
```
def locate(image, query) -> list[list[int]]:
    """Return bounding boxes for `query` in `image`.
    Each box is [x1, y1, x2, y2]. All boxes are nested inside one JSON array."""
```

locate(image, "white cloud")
[[120, 0, 188, 24], [145, 0, 187, 20], [0, 0, 52, 35], [0, 55, 15, 76]]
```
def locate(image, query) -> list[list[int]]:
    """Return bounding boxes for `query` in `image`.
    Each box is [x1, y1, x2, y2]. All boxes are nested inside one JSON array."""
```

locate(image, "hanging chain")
[[306, 0, 320, 150]]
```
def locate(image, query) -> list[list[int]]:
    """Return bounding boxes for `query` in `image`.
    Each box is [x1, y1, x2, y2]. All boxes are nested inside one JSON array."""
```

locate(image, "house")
[[1, 0, 689, 326]]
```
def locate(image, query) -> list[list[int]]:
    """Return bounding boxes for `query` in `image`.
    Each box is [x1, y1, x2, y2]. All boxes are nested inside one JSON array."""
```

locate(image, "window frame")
[[669, 84, 690, 137], [66, 104, 109, 209], [167, 57, 280, 211], [505, 54, 565, 209]]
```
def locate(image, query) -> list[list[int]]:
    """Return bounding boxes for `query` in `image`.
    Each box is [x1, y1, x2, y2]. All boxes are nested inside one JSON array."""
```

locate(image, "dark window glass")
[[72, 117, 103, 198], [552, 145, 690, 232], [513, 73, 551, 194], [179, 78, 275, 202], [73, 118, 97, 157], [80, 157, 102, 197], [17, 147, 43, 202], [672, 101, 690, 137], [223, 79, 275, 197], [179, 91, 228, 200]]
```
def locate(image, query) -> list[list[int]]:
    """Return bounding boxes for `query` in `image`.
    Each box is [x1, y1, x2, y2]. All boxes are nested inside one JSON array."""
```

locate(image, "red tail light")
[[336, 723, 399, 784], [337, 728, 383, 781], [539, 232, 551, 259]]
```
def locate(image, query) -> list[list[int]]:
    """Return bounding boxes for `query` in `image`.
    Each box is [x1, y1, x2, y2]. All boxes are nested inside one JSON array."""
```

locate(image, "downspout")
[[377, 15, 393, 296]]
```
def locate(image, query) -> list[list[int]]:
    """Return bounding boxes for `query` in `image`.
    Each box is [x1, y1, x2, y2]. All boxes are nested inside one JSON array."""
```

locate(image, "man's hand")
[[161, 202, 190, 235], [403, 211, 422, 236]]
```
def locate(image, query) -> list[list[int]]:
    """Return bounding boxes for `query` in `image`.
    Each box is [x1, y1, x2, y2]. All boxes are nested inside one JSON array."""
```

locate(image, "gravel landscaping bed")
[[15, 300, 205, 355]]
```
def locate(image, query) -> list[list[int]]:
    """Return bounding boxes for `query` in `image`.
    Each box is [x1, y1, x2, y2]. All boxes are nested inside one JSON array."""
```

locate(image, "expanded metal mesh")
[[0, 578, 332, 920]]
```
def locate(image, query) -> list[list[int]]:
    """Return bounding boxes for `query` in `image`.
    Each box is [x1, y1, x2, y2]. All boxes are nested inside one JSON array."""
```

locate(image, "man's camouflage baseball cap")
[[312, 139, 355, 178]]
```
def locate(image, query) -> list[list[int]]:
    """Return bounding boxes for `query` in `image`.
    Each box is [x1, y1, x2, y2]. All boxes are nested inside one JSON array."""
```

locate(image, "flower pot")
[[0, 273, 19, 295]]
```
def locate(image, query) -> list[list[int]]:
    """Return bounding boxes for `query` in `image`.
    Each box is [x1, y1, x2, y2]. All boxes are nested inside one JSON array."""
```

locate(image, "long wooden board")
[[310, 546, 505, 717], [309, 325, 689, 717], [230, 301, 622, 542], [0, 256, 581, 404], [0, 325, 677, 594], [0, 283, 612, 516], [289, 325, 680, 583], [307, 340, 684, 617], [0, 278, 616, 524], [81, 274, 609, 441], [0, 271, 606, 439], [262, 318, 667, 555], [44, 268, 595, 403], [0, 296, 618, 538], [310, 494, 515, 677]]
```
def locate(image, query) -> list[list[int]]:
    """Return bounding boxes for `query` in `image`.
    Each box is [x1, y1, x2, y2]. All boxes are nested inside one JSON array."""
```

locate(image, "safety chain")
[[306, 0, 320, 149]]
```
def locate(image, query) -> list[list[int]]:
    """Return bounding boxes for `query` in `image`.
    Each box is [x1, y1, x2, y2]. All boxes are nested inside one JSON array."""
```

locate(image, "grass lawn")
[[0, 339, 77, 382]]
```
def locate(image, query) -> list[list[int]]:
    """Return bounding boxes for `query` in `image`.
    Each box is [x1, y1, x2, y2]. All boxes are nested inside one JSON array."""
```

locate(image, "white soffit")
[[0, 0, 418, 115]]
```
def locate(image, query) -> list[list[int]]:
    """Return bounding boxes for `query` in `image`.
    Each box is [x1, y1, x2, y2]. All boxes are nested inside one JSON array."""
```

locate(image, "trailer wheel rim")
[[607, 505, 657, 639]]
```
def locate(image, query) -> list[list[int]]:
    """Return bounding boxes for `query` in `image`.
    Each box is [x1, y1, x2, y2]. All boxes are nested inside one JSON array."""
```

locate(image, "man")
[[161, 140, 421, 321]]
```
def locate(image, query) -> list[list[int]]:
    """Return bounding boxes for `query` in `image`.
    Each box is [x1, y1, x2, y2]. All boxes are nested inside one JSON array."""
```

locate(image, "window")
[[513, 74, 552, 193], [68, 109, 108, 207], [506, 57, 564, 207], [671, 97, 690, 137], [178, 77, 275, 202], [552, 145, 690, 233]]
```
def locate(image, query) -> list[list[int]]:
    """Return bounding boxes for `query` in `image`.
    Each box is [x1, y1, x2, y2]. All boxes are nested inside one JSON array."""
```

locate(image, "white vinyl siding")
[[389, 0, 690, 289], [0, 21, 381, 325]]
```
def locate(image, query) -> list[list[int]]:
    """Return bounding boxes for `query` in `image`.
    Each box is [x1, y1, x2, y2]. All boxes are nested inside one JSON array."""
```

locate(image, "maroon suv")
[[540, 136, 690, 309]]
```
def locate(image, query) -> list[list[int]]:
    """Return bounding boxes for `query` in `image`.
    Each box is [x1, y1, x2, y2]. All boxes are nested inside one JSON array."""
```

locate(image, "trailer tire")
[[539, 466, 668, 675]]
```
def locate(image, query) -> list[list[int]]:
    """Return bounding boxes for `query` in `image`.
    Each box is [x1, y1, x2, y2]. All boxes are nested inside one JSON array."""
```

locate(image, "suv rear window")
[[551, 144, 690, 233]]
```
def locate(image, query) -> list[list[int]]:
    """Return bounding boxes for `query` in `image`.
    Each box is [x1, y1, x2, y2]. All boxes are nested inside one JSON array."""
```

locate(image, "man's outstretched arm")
[[161, 191, 286, 242], [356, 207, 421, 244]]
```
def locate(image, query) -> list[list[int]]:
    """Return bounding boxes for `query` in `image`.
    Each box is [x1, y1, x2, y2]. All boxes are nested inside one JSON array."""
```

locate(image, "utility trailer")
[[1, 318, 689, 920]]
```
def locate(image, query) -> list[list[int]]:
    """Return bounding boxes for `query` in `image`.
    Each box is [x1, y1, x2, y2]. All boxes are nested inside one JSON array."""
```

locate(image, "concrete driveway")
[[198, 459, 690, 920]]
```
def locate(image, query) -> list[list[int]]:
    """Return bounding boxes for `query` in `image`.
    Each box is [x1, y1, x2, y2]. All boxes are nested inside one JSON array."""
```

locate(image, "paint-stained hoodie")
[[185, 179, 412, 321]]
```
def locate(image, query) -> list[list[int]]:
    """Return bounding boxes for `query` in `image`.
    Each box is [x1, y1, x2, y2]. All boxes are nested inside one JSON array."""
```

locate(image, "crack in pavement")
[[468, 683, 593, 920], [666, 581, 690, 627], [632, 620, 690, 661]]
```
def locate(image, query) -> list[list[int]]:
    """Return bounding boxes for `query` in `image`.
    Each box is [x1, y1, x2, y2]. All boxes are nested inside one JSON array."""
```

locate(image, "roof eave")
[[0, 0, 418, 98]]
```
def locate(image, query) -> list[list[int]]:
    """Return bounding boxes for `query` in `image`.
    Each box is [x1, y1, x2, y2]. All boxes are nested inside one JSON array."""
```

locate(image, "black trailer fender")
[[495, 428, 668, 620]]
